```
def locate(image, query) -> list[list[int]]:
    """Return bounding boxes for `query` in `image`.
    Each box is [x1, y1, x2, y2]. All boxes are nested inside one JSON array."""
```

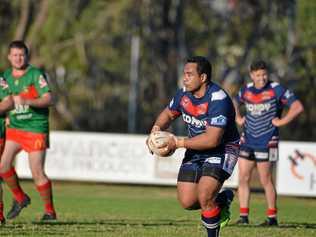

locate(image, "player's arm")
[[233, 99, 245, 126], [25, 92, 54, 108], [22, 72, 54, 108], [0, 95, 14, 115], [176, 125, 224, 150], [151, 107, 178, 132], [272, 100, 304, 127], [14, 92, 54, 108]]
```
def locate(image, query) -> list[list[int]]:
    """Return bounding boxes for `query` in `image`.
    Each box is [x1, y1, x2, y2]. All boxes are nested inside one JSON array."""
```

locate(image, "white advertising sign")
[[15, 131, 238, 187], [276, 141, 316, 197]]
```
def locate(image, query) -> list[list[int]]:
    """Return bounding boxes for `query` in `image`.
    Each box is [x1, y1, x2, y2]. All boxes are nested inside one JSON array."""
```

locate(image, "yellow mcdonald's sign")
[[34, 139, 44, 150]]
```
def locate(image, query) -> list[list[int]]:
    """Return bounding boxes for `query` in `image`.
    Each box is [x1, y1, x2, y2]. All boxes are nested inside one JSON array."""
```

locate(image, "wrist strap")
[[176, 137, 185, 148]]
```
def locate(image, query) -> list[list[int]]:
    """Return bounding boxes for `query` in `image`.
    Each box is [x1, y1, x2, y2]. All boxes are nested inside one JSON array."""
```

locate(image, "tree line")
[[0, 0, 315, 141]]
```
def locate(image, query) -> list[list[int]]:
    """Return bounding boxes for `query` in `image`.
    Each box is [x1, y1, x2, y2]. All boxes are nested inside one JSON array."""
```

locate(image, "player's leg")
[[216, 188, 234, 228], [176, 160, 202, 210], [198, 175, 222, 237], [0, 140, 31, 219], [177, 182, 199, 209], [0, 184, 4, 224], [257, 161, 278, 226], [28, 150, 56, 220], [236, 150, 256, 224], [199, 159, 235, 237], [217, 142, 239, 228], [0, 139, 5, 224], [177, 162, 233, 212]]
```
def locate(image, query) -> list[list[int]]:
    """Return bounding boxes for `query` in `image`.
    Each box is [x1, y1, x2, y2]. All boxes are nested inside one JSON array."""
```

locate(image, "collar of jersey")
[[186, 82, 214, 103]]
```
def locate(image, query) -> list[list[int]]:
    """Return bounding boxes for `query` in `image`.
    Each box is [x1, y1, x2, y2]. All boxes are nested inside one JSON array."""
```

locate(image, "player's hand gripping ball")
[[147, 131, 176, 157]]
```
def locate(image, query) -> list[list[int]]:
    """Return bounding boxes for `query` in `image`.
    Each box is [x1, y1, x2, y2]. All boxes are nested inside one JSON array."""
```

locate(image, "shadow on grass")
[[229, 222, 316, 229], [2, 219, 198, 227]]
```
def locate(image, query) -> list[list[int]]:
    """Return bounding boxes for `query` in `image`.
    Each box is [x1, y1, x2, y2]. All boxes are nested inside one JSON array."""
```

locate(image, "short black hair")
[[186, 56, 212, 82], [250, 60, 268, 72], [8, 40, 29, 56]]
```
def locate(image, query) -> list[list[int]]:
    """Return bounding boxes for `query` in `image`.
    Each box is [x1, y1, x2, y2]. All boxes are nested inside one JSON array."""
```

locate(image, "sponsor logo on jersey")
[[182, 113, 207, 128], [39, 75, 48, 88], [206, 157, 222, 164], [13, 104, 29, 114], [34, 139, 45, 150], [0, 78, 8, 89], [284, 89, 293, 99], [210, 115, 227, 126], [16, 113, 32, 120], [254, 152, 269, 159], [245, 103, 271, 116]]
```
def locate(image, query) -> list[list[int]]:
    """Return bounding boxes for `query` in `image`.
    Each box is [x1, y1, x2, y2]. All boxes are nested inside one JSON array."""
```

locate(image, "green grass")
[[0, 181, 315, 236]]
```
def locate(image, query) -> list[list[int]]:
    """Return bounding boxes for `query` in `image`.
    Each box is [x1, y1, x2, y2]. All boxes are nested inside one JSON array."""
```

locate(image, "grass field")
[[0, 181, 315, 237]]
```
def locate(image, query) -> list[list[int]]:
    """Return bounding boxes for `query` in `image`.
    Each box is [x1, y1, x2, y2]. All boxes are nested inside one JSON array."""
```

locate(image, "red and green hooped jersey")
[[4, 65, 51, 134], [0, 73, 11, 138]]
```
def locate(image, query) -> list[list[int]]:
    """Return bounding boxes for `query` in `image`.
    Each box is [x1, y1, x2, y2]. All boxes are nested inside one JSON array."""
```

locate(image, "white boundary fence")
[[15, 132, 316, 197], [15, 131, 238, 187]]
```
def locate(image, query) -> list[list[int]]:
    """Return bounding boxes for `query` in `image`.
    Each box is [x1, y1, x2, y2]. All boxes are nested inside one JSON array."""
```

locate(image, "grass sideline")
[[0, 181, 315, 237]]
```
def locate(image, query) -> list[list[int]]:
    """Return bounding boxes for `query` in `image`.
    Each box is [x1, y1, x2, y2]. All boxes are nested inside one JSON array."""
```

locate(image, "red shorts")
[[6, 128, 48, 153]]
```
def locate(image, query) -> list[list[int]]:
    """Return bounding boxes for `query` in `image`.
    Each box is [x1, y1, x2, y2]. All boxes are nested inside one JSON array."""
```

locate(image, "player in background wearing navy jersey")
[[147, 56, 239, 237], [233, 60, 304, 226]]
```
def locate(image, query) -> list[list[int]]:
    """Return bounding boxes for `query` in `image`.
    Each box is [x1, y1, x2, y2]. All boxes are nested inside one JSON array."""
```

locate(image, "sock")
[[240, 207, 249, 218], [266, 208, 277, 219], [0, 202, 3, 220], [201, 206, 221, 237], [1, 167, 25, 203], [36, 181, 56, 215]]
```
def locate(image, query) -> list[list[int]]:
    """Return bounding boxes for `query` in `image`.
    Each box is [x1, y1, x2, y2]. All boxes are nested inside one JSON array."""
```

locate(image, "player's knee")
[[260, 176, 273, 187], [198, 192, 216, 210], [239, 174, 251, 184], [178, 199, 193, 210], [181, 202, 196, 210], [178, 196, 198, 210]]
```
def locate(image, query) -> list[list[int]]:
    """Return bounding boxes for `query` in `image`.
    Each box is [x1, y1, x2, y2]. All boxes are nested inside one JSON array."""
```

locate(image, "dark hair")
[[186, 56, 212, 82], [250, 60, 268, 72], [8, 40, 29, 56]]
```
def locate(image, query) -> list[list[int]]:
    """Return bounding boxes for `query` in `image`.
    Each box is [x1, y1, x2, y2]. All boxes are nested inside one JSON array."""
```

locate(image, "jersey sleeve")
[[206, 90, 231, 128], [276, 84, 297, 107], [0, 76, 11, 101], [33, 71, 51, 97], [167, 88, 183, 117]]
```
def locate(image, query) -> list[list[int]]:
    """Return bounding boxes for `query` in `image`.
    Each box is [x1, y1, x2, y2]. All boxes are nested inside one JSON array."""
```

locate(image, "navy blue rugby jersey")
[[168, 82, 240, 161], [235, 81, 297, 149]]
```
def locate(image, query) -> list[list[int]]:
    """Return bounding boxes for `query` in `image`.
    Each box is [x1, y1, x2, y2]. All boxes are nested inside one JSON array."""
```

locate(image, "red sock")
[[36, 181, 56, 214], [201, 207, 221, 237], [1, 167, 25, 203], [240, 207, 249, 217], [266, 208, 277, 218], [0, 202, 4, 220]]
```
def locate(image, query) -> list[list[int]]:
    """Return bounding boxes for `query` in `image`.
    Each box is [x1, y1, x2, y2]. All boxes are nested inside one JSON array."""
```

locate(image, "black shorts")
[[177, 159, 231, 184]]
